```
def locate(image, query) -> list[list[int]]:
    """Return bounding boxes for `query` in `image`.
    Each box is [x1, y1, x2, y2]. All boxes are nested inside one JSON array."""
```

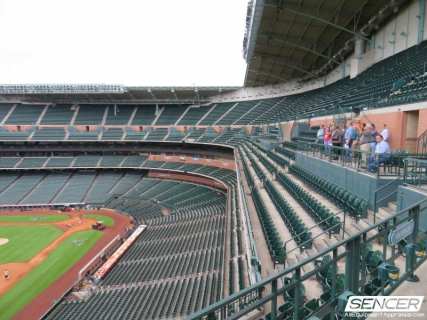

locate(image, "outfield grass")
[[0, 225, 63, 263], [0, 230, 102, 320], [83, 214, 115, 227], [0, 214, 69, 223]]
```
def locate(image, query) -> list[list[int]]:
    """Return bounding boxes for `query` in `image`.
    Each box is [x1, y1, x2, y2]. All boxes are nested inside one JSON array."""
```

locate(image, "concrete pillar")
[[418, 0, 426, 43], [350, 37, 366, 78]]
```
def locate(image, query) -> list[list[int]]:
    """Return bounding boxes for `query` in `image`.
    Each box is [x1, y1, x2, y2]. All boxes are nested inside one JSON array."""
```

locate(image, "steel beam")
[[419, 0, 426, 43], [246, 69, 289, 82], [259, 33, 340, 64], [253, 53, 317, 77], [264, 1, 370, 42]]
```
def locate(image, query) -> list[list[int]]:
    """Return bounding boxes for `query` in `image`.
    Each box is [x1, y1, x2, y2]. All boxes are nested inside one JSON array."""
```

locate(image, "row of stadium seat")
[[0, 126, 246, 144], [47, 273, 222, 320], [276, 172, 341, 234], [289, 165, 368, 219], [2, 42, 427, 130]]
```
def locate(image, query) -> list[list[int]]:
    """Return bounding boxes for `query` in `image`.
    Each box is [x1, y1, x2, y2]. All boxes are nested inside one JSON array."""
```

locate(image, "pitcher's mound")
[[0, 238, 9, 246]]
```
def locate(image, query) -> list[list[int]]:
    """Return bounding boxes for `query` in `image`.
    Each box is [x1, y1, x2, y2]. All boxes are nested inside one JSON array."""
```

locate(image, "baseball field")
[[0, 209, 128, 320]]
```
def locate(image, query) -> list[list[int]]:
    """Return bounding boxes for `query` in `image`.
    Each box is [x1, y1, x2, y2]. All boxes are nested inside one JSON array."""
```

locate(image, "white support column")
[[1, 104, 16, 125], [36, 105, 49, 125], [213, 103, 239, 125], [127, 106, 138, 126]]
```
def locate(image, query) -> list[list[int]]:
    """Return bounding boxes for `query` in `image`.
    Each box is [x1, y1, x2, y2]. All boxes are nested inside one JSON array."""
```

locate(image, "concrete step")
[[342, 222, 360, 237], [358, 218, 372, 229], [388, 201, 397, 212], [286, 255, 298, 268], [313, 239, 328, 253]]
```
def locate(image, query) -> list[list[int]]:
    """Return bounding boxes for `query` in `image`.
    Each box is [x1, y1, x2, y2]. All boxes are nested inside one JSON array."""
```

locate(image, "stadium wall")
[[295, 152, 390, 208], [286, 101, 427, 152], [397, 185, 427, 231]]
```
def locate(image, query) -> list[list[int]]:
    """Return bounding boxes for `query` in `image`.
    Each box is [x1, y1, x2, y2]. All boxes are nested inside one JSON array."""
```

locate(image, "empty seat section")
[[21, 173, 70, 204], [131, 105, 156, 125], [185, 128, 205, 141], [199, 102, 235, 125], [68, 127, 100, 140], [154, 105, 188, 125], [0, 127, 32, 140], [143, 160, 164, 168], [108, 173, 142, 195], [85, 173, 123, 203], [0, 173, 45, 204], [165, 128, 185, 141], [145, 128, 168, 141], [177, 106, 211, 125], [17, 157, 47, 168], [198, 127, 218, 142], [0, 173, 20, 193], [53, 172, 96, 203], [40, 104, 75, 124], [0, 104, 14, 122], [5, 104, 44, 124], [0, 157, 20, 168], [124, 128, 147, 140], [235, 97, 283, 124], [216, 101, 256, 125], [101, 128, 124, 140], [73, 156, 101, 167], [45, 157, 74, 168], [161, 162, 184, 170], [120, 155, 147, 167], [105, 105, 135, 125], [32, 127, 66, 141], [99, 156, 126, 167], [74, 105, 107, 125]]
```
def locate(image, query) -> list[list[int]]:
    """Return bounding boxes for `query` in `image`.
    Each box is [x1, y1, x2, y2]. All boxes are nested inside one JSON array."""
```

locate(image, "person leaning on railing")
[[359, 123, 376, 168], [331, 125, 344, 159], [368, 134, 391, 172], [344, 122, 358, 160], [316, 124, 325, 144]]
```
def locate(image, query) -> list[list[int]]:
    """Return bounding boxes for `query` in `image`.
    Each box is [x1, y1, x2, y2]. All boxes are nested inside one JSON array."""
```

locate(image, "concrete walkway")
[[367, 260, 427, 319], [236, 152, 276, 279]]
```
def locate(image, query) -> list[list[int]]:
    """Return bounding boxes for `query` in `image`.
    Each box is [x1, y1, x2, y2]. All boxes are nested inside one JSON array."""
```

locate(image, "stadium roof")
[[0, 85, 240, 104], [243, 0, 411, 87]]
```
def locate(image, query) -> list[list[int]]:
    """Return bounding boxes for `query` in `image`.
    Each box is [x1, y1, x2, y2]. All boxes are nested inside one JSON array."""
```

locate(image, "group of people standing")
[[315, 121, 391, 172]]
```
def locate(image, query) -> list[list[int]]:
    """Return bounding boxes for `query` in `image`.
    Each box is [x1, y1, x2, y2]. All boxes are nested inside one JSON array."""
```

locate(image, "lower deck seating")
[[32, 127, 66, 140]]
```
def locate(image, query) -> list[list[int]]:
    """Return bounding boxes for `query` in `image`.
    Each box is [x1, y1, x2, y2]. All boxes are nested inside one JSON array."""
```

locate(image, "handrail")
[[295, 141, 418, 177], [403, 157, 427, 188], [283, 218, 344, 258], [416, 128, 427, 155], [283, 210, 345, 251], [189, 197, 427, 319]]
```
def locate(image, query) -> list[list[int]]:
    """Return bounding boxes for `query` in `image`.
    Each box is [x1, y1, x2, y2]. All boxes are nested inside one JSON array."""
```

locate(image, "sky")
[[0, 0, 248, 86]]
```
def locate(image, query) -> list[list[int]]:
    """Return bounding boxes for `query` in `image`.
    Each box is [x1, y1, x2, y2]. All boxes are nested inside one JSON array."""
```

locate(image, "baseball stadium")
[[1, 0, 427, 320]]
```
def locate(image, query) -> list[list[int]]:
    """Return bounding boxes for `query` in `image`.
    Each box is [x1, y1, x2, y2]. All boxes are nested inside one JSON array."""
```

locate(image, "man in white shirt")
[[316, 125, 324, 144], [368, 134, 391, 172], [380, 124, 390, 142]]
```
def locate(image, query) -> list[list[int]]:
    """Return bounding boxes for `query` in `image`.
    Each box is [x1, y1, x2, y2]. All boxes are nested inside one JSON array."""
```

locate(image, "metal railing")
[[404, 157, 427, 189], [189, 198, 427, 320], [416, 129, 427, 155], [296, 142, 414, 177]]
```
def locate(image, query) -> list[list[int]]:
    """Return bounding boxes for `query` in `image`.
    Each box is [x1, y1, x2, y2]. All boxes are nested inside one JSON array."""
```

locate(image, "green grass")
[[83, 214, 115, 227], [0, 214, 69, 223], [0, 225, 63, 263], [0, 230, 102, 320]]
